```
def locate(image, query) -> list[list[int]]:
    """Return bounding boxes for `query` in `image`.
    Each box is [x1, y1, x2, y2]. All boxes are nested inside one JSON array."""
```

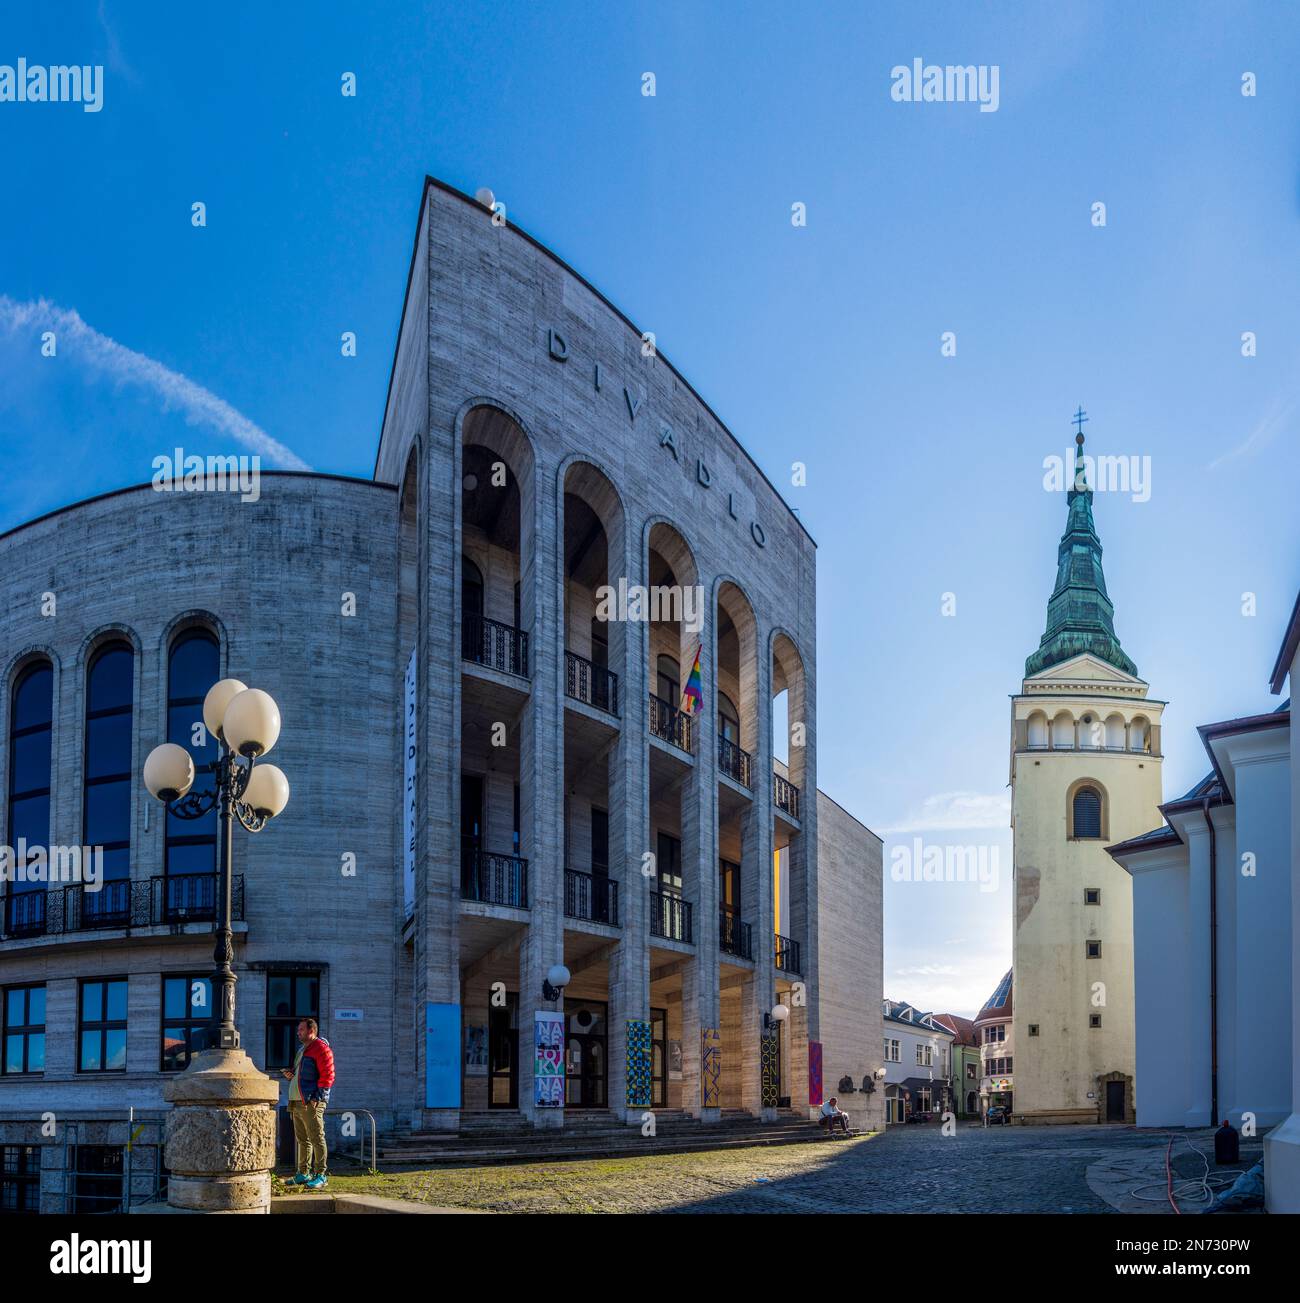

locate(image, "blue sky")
[[2, 2, 1298, 1016]]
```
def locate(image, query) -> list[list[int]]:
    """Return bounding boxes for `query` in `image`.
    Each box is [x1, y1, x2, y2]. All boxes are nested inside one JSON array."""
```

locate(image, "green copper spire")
[[1024, 420, 1139, 679]]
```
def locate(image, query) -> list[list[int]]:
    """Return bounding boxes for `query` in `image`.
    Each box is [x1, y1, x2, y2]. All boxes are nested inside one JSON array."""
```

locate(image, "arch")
[[1026, 710, 1049, 749], [645, 520, 702, 729], [1078, 710, 1101, 749], [1050, 710, 1074, 749], [770, 629, 808, 796], [461, 555, 485, 616], [715, 579, 758, 763], [164, 627, 221, 879], [1104, 712, 1126, 750], [1067, 778, 1108, 840], [6, 657, 54, 931], [83, 640, 135, 920], [1129, 715, 1149, 754]]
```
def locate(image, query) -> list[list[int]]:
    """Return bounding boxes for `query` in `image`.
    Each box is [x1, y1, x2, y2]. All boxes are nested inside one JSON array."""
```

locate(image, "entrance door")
[[564, 1000, 608, 1107], [1105, 1080, 1125, 1121], [651, 1007, 667, 1107], [488, 992, 518, 1108]]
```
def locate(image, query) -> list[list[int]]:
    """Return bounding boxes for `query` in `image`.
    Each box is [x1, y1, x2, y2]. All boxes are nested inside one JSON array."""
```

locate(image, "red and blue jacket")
[[289, 1036, 335, 1104]]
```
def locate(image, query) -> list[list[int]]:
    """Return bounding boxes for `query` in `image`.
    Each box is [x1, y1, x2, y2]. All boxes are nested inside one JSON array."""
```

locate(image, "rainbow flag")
[[680, 643, 703, 716]]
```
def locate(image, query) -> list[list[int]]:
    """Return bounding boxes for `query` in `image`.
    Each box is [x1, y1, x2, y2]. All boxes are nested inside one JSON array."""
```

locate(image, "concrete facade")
[[0, 177, 883, 1210]]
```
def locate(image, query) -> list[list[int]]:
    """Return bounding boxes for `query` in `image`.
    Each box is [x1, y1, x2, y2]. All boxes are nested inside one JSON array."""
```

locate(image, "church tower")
[[1008, 419, 1164, 1124]]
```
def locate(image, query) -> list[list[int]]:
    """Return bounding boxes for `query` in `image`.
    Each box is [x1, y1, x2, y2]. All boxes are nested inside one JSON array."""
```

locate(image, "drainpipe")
[[1202, 797, 1218, 1128]]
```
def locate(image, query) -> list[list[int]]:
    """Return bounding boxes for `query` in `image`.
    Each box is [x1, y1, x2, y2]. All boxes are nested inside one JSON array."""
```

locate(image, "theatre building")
[[0, 178, 882, 1211]]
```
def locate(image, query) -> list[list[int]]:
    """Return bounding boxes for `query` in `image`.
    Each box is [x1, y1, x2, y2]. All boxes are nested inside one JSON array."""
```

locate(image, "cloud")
[[895, 965, 959, 978], [876, 790, 1011, 833], [0, 296, 309, 471], [1208, 394, 1294, 471]]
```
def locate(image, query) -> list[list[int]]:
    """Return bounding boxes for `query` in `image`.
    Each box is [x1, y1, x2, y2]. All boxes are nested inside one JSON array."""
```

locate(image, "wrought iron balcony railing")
[[564, 869, 620, 925], [775, 932, 802, 974], [0, 874, 245, 940], [649, 890, 693, 944], [462, 612, 530, 678], [565, 651, 619, 716], [648, 693, 692, 753], [773, 772, 800, 819], [460, 848, 529, 909], [719, 908, 753, 959], [718, 737, 753, 788]]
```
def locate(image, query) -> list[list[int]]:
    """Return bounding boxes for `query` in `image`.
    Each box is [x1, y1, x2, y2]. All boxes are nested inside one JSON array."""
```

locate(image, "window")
[[656, 832, 682, 895], [591, 808, 609, 876], [1085, 887, 1101, 905], [6, 662, 53, 935], [1087, 940, 1102, 958], [1006, 1057, 1013, 1072], [70, 1145, 123, 1214], [1028, 1024, 1040, 1037], [162, 974, 215, 1071], [718, 858, 740, 911], [3, 985, 45, 1075], [718, 692, 740, 746], [884, 1038, 900, 1063], [915, 1043, 933, 1067], [462, 556, 484, 617], [1, 1146, 40, 1213], [165, 630, 219, 883], [1090, 1014, 1102, 1029], [83, 643, 134, 926], [78, 978, 127, 1072], [656, 655, 679, 708], [1072, 786, 1102, 839], [266, 971, 320, 1070], [966, 1062, 977, 1079], [984, 1024, 1005, 1044]]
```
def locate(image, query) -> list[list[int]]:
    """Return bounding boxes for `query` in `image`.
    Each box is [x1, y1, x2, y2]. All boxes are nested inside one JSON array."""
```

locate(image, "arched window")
[[718, 691, 740, 746], [6, 663, 53, 935], [165, 630, 219, 885], [83, 643, 133, 925], [462, 556, 484, 618], [1072, 786, 1103, 839], [656, 655, 679, 708]]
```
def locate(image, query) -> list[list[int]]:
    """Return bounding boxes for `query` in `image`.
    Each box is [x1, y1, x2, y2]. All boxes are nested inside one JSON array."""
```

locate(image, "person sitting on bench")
[[820, 1097, 849, 1133]]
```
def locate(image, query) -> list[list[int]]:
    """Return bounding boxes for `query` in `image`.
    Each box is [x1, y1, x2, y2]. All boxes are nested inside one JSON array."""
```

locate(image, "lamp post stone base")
[[162, 1046, 279, 1214]]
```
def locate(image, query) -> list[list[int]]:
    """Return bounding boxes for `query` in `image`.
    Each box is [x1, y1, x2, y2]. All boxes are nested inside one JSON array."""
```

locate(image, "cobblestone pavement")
[[321, 1123, 1217, 1213]]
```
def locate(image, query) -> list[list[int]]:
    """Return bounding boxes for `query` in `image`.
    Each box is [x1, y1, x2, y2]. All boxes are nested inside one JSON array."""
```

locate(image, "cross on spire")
[[1072, 405, 1089, 438]]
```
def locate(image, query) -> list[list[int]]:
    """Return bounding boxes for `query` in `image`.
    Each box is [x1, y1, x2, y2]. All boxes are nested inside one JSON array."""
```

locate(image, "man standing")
[[282, 1017, 335, 1189]]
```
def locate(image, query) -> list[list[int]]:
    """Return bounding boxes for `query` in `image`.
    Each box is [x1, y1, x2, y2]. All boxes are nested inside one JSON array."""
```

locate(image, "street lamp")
[[764, 1002, 790, 1034], [143, 680, 289, 1051]]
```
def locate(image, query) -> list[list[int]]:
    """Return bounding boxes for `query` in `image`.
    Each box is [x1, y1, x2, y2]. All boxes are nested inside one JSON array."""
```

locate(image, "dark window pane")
[[10, 794, 50, 847], [11, 731, 52, 794], [80, 1031, 102, 1072], [294, 976, 318, 1015], [27, 1034, 43, 1073], [168, 633, 218, 702], [5, 989, 23, 1024], [104, 1029, 127, 1071], [105, 981, 127, 1023], [95, 847, 131, 883], [268, 977, 291, 1017], [166, 841, 216, 875], [12, 667, 52, 730], [163, 978, 187, 1021], [28, 988, 44, 1025], [88, 647, 133, 712], [5, 1035, 23, 1073], [86, 780, 131, 846], [81, 983, 104, 1023], [86, 714, 132, 779]]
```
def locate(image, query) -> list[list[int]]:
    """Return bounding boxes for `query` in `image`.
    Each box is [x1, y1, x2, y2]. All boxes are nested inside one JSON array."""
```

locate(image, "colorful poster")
[[626, 1019, 652, 1107], [808, 1041, 824, 1107], [760, 1030, 780, 1108], [424, 1002, 461, 1108], [702, 1027, 721, 1107], [534, 1011, 565, 1108]]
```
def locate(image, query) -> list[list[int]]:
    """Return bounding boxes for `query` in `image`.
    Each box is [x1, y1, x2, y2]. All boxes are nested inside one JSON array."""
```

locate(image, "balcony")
[[463, 613, 530, 678], [717, 737, 753, 788], [461, 848, 529, 909], [0, 874, 246, 941], [565, 651, 619, 717], [648, 693, 692, 753], [773, 772, 800, 819], [649, 890, 693, 944], [774, 933, 802, 974], [564, 869, 620, 926], [719, 908, 753, 959]]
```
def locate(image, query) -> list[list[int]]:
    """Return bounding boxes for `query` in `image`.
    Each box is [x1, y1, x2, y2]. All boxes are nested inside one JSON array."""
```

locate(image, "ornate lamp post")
[[140, 679, 290, 1214]]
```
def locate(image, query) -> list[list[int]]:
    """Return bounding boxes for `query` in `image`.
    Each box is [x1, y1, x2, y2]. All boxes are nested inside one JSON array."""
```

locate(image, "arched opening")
[[1069, 782, 1105, 840], [1051, 711, 1074, 749], [1129, 715, 1149, 754], [1026, 711, 1048, 749], [83, 641, 134, 925], [1104, 713, 1126, 751], [5, 660, 54, 936], [715, 582, 757, 788]]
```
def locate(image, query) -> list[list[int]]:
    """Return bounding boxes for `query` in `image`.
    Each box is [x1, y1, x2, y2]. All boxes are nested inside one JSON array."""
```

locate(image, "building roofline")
[[374, 175, 816, 547], [1106, 827, 1184, 858], [1269, 588, 1300, 694], [1197, 707, 1290, 796], [0, 471, 396, 545], [816, 787, 882, 843]]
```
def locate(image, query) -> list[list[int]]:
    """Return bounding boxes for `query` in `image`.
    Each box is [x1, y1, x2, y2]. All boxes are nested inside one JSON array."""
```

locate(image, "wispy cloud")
[[0, 296, 309, 471], [895, 964, 959, 978], [1208, 394, 1294, 471], [876, 790, 1011, 833]]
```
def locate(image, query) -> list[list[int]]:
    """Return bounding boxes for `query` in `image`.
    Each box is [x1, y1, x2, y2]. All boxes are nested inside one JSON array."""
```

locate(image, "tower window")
[[1028, 1024, 1040, 1037], [1072, 786, 1103, 839], [1086, 940, 1102, 958], [1089, 1014, 1102, 1029], [1084, 887, 1101, 905]]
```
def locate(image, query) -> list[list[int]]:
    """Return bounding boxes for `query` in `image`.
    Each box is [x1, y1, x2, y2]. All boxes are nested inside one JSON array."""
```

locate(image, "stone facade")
[[0, 177, 882, 1210]]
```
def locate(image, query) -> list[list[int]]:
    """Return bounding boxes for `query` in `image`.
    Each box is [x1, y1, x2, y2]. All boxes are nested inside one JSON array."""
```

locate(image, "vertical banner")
[[760, 1030, 780, 1108], [701, 1027, 721, 1107], [534, 1011, 565, 1108], [402, 647, 417, 918], [424, 1002, 461, 1108], [626, 1019, 652, 1108], [808, 1041, 824, 1107]]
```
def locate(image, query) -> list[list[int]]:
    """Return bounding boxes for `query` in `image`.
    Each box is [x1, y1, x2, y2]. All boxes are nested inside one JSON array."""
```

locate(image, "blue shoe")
[[288, 1173, 311, 1186], [305, 1174, 328, 1190]]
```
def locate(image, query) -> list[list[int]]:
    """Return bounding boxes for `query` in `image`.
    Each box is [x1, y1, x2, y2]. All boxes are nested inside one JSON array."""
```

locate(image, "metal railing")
[[773, 772, 800, 819], [462, 612, 529, 677], [774, 933, 802, 974], [1, 874, 245, 941], [565, 651, 619, 716], [564, 869, 620, 925], [648, 693, 692, 752], [718, 737, 753, 788], [649, 890, 693, 943], [460, 848, 529, 909], [719, 908, 753, 959]]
